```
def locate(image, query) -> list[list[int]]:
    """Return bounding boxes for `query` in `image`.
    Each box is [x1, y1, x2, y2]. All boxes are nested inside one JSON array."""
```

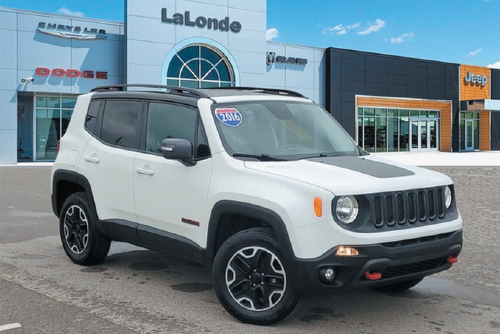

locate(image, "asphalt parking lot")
[[1, 165, 499, 333]]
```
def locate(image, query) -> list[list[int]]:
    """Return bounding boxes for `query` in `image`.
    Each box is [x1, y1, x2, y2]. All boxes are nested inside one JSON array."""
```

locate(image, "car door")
[[133, 101, 212, 248], [81, 99, 142, 223]]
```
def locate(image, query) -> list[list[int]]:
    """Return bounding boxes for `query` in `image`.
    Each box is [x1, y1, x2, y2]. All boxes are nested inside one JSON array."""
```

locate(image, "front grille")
[[372, 187, 446, 229], [381, 257, 448, 279]]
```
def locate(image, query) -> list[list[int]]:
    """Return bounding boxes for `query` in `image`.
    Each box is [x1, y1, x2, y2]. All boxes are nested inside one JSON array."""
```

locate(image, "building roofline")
[[267, 41, 325, 52], [327, 46, 461, 67], [0, 6, 124, 26]]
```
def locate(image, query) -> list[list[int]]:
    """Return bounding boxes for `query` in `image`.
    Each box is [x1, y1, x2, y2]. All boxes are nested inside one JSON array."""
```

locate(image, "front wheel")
[[59, 192, 110, 265], [213, 228, 299, 325]]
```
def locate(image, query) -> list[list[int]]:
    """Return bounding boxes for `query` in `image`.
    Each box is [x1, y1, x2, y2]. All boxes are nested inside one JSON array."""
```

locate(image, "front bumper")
[[291, 230, 462, 294]]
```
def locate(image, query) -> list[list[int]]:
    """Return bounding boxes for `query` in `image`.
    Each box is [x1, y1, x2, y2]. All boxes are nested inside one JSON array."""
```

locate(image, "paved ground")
[[1, 165, 499, 333]]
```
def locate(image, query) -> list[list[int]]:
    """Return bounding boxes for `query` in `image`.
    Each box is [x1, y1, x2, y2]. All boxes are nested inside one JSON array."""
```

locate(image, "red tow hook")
[[365, 271, 382, 280], [447, 255, 458, 264]]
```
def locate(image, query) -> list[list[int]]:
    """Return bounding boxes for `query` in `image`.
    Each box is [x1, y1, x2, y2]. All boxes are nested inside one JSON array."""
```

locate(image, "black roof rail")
[[203, 86, 306, 98], [90, 84, 210, 98]]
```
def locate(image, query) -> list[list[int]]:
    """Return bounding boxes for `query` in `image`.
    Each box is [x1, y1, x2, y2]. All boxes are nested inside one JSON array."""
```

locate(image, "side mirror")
[[160, 138, 196, 166]]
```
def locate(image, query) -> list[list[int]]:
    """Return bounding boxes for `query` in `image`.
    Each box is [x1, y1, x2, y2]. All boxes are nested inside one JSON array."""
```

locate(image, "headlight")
[[336, 195, 359, 224], [445, 186, 452, 209]]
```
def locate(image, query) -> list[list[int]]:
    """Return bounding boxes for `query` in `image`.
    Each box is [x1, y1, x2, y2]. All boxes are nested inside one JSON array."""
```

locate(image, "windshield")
[[212, 101, 360, 160]]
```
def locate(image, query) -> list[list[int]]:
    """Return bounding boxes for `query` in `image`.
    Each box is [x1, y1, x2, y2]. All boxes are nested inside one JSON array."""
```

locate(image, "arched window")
[[166, 45, 234, 88]]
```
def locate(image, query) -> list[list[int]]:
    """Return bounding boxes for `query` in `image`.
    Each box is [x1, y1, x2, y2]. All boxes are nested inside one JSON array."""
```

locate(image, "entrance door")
[[17, 96, 34, 161], [410, 118, 439, 151], [465, 120, 474, 151]]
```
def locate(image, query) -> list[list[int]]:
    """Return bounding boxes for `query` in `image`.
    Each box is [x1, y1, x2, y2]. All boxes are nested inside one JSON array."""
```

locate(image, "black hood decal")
[[306, 156, 415, 178]]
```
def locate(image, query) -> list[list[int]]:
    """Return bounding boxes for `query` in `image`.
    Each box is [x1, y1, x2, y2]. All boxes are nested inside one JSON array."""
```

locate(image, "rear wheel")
[[60, 192, 110, 265], [375, 277, 424, 292], [213, 228, 299, 325]]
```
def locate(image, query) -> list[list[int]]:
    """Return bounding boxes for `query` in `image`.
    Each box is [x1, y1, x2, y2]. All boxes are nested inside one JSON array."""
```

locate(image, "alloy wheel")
[[225, 246, 286, 311], [63, 205, 89, 254]]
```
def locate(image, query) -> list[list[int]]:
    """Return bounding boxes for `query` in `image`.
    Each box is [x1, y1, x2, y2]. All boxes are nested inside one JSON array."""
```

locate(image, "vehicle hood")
[[244, 155, 452, 195]]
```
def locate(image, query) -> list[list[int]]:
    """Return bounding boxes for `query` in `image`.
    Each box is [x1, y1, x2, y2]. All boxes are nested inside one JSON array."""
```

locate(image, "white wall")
[[0, 7, 124, 163], [126, 0, 267, 85], [264, 42, 326, 107]]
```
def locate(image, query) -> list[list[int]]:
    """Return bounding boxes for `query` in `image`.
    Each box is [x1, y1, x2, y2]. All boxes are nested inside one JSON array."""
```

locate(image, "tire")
[[375, 277, 424, 292], [59, 192, 110, 265], [212, 228, 299, 325]]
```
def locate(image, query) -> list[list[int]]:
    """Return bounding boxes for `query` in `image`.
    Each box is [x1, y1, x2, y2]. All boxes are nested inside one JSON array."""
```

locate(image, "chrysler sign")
[[38, 22, 107, 40]]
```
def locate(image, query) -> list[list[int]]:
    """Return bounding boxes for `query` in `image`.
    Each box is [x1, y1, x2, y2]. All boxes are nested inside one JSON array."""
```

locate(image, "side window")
[[85, 100, 101, 135], [100, 100, 142, 149], [146, 102, 197, 153]]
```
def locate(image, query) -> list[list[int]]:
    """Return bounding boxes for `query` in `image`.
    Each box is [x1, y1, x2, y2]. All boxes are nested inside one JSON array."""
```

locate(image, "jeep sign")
[[464, 70, 487, 87]]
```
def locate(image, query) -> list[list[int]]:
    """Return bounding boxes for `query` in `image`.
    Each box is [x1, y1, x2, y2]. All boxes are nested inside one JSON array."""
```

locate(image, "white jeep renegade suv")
[[51, 85, 462, 325]]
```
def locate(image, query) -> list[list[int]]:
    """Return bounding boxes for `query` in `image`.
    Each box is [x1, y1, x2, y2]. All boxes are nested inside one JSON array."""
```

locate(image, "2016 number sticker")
[[215, 108, 242, 127]]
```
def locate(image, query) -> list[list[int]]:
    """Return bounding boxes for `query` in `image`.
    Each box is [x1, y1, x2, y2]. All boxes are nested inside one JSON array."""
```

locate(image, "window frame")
[[139, 101, 211, 161], [86, 98, 145, 151]]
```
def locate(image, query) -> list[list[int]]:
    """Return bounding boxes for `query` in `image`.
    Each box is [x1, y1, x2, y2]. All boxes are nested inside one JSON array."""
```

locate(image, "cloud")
[[469, 48, 483, 56], [266, 28, 279, 41], [321, 22, 360, 35], [357, 19, 386, 35], [488, 61, 500, 69], [57, 7, 85, 17], [390, 32, 414, 44]]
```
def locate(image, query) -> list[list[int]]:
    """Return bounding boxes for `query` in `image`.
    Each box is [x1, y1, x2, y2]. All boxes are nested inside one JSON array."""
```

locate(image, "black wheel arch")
[[52, 170, 96, 220], [206, 200, 295, 267]]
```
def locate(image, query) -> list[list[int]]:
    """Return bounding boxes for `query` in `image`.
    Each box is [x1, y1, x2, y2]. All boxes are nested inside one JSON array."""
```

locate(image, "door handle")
[[84, 155, 101, 164], [135, 167, 155, 176]]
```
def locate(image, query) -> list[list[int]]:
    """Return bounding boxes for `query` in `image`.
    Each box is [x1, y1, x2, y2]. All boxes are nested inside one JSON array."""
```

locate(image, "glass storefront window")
[[363, 117, 375, 152], [376, 116, 387, 152], [34, 94, 77, 161], [357, 107, 440, 153], [36, 108, 60, 160], [357, 117, 363, 147], [459, 111, 480, 151], [400, 117, 409, 151], [387, 117, 399, 152], [364, 108, 375, 116]]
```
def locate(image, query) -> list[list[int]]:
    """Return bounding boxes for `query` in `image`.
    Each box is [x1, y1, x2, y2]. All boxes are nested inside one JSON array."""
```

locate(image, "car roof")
[[90, 85, 307, 100]]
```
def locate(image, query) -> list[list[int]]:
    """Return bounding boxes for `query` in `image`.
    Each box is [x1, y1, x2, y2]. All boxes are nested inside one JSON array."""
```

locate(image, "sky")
[[1, 0, 499, 68]]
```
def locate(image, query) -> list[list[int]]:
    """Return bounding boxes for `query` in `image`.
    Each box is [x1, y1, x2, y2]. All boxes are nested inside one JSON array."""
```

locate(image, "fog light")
[[320, 267, 336, 283], [335, 246, 359, 256]]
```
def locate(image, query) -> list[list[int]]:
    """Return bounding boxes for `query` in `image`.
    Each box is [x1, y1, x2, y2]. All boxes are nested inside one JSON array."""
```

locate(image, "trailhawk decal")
[[215, 108, 242, 127]]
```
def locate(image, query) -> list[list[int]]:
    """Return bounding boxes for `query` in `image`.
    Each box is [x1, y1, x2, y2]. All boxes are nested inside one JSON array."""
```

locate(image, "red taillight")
[[56, 140, 60, 154], [447, 255, 458, 264]]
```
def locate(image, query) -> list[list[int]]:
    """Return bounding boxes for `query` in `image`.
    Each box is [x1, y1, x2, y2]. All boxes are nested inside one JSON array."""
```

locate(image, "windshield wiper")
[[232, 153, 287, 161], [297, 153, 336, 160]]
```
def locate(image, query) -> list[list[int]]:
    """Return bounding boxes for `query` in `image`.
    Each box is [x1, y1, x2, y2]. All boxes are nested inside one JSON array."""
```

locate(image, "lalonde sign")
[[161, 8, 241, 33]]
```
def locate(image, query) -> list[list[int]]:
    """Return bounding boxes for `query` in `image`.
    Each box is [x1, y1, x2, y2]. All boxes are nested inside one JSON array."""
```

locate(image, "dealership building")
[[1, 0, 499, 164]]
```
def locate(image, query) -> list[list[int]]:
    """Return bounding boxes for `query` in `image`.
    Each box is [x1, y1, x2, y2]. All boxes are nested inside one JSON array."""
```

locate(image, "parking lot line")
[[0, 323, 21, 331]]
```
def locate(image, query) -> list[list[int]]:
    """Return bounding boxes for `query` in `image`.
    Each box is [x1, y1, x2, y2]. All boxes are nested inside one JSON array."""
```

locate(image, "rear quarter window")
[[100, 100, 142, 149]]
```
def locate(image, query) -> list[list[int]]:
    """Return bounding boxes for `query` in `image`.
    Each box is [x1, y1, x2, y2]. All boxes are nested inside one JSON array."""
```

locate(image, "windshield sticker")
[[215, 108, 242, 127]]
